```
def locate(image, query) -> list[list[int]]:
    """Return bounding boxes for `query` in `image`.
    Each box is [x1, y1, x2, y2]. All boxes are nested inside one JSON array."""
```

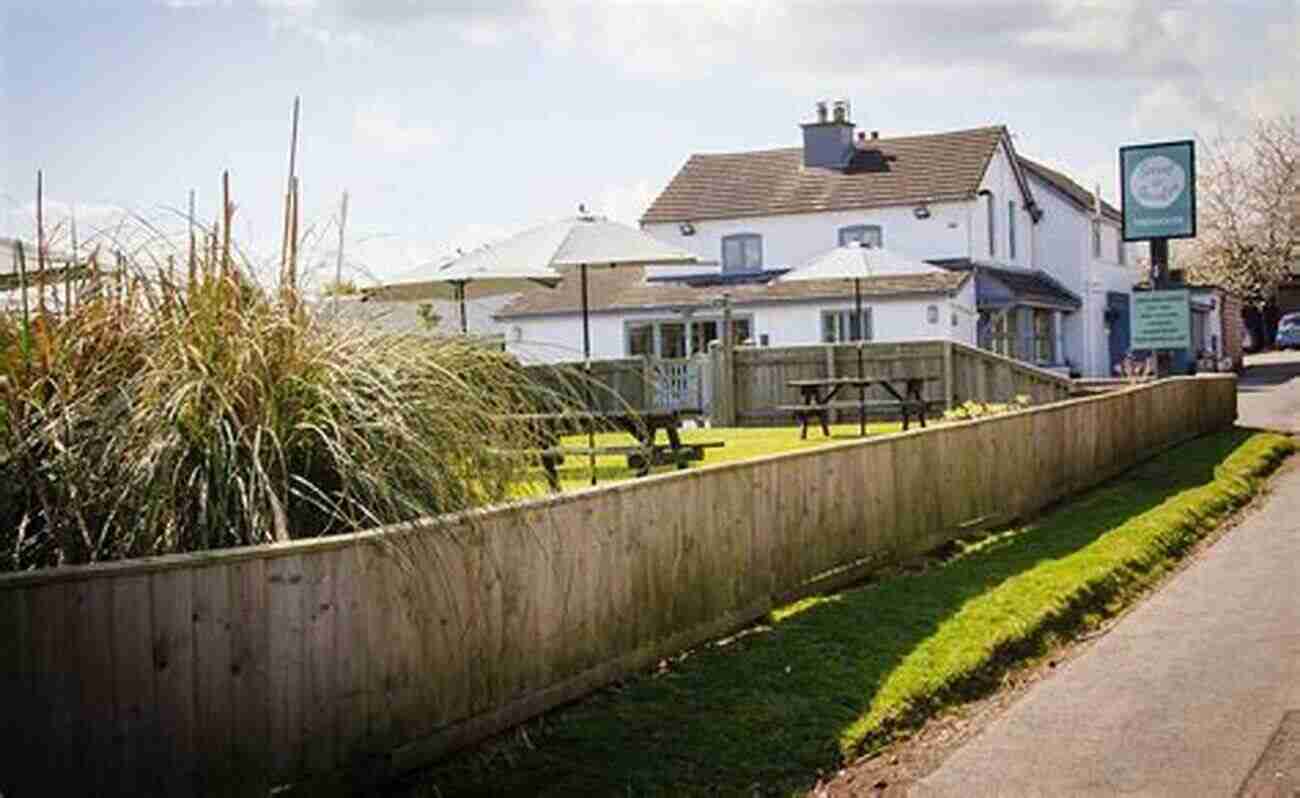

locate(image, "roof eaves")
[[999, 129, 1043, 222], [1020, 156, 1121, 223], [496, 286, 964, 320]]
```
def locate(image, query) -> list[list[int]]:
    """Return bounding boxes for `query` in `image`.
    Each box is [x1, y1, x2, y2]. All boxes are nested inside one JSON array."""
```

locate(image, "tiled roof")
[[495, 265, 969, 319], [1018, 156, 1121, 223], [928, 258, 1081, 310], [640, 126, 1008, 224]]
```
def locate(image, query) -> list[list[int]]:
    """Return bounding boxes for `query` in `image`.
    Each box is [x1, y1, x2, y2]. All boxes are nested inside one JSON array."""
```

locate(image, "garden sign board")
[[1131, 289, 1191, 350]]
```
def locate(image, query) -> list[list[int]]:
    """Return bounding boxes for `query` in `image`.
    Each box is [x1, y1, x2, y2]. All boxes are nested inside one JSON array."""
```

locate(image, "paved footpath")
[[914, 359, 1300, 796]]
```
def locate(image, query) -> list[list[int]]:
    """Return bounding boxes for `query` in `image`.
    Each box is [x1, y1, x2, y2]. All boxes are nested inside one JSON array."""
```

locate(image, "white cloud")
[[595, 178, 659, 226], [3, 199, 133, 245], [263, 1, 1295, 137], [352, 101, 446, 157], [1131, 82, 1236, 141]]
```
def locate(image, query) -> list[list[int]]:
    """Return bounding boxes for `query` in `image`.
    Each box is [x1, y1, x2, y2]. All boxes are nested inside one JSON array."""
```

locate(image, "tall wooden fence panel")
[[524, 357, 649, 412], [718, 340, 1073, 426], [948, 343, 1075, 407], [0, 377, 1236, 795]]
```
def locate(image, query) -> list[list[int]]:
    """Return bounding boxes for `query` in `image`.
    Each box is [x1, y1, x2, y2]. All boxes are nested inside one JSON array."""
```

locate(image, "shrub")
[[942, 394, 1031, 421], [0, 244, 557, 571]]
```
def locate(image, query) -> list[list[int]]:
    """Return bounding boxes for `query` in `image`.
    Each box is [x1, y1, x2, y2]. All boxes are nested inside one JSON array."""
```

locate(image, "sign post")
[[1121, 140, 1196, 374]]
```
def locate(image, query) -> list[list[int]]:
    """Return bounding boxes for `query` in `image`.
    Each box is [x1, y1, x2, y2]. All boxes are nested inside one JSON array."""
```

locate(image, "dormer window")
[[838, 224, 883, 247], [721, 233, 762, 273]]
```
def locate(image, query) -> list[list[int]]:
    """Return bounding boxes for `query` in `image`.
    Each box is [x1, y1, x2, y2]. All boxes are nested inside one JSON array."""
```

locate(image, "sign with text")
[[1131, 290, 1191, 350], [1120, 140, 1196, 241]]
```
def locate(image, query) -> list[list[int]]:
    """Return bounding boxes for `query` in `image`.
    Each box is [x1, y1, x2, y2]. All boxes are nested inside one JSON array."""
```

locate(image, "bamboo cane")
[[36, 170, 46, 318]]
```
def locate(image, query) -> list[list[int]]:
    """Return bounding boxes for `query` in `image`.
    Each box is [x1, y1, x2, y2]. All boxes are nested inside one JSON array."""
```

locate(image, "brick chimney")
[[800, 99, 854, 169]]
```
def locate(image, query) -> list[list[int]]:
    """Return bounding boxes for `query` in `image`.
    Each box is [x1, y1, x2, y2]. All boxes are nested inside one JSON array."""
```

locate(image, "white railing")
[[652, 358, 702, 411]]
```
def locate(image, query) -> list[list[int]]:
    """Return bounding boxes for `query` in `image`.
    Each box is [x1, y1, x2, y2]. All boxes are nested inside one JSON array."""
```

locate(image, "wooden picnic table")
[[503, 409, 723, 490], [781, 376, 936, 439]]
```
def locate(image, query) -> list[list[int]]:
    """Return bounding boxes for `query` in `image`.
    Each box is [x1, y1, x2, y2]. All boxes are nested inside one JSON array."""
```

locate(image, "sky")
[[3, 0, 1297, 284]]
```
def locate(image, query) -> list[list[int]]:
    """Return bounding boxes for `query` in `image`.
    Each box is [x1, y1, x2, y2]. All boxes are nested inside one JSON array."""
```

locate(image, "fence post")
[[943, 340, 955, 410], [642, 355, 654, 410], [824, 344, 837, 423], [708, 341, 736, 427]]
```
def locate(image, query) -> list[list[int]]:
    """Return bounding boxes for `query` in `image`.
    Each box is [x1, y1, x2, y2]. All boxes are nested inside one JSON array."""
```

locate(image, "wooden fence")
[[708, 339, 1075, 426], [0, 376, 1236, 796], [523, 357, 650, 412]]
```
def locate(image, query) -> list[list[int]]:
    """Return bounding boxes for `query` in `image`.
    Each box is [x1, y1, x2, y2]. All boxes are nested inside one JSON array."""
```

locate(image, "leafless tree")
[[1184, 115, 1299, 311]]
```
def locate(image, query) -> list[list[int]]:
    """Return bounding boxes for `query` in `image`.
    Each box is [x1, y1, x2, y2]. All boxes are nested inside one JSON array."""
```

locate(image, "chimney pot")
[[815, 101, 828, 123], [871, 130, 879, 140]]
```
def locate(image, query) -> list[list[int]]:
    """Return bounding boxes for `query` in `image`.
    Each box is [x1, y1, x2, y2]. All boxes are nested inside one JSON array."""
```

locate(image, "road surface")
[[914, 354, 1300, 796]]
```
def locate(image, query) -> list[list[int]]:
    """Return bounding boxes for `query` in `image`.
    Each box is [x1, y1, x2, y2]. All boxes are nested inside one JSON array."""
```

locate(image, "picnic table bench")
[[502, 409, 725, 490], [779, 376, 939, 439]]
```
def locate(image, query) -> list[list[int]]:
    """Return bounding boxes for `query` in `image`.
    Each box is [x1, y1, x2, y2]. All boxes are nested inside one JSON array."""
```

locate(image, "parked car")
[[1276, 312, 1300, 350]]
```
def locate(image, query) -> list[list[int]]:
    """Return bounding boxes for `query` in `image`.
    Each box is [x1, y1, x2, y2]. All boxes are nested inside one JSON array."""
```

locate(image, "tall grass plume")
[[0, 222, 563, 571]]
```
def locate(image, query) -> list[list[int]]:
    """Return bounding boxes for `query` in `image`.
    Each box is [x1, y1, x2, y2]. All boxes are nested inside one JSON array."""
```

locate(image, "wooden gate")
[[652, 358, 703, 411]]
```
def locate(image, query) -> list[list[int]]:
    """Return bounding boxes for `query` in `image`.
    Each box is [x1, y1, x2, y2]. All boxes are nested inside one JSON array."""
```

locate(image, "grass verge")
[[406, 428, 1293, 797]]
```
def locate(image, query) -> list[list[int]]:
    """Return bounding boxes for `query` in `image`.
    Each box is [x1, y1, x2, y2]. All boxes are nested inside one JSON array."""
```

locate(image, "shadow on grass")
[[400, 428, 1258, 797]]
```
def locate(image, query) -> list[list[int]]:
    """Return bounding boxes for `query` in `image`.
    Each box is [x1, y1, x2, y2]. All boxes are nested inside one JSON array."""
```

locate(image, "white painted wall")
[[975, 141, 1036, 269], [504, 279, 976, 364], [642, 200, 975, 276], [1025, 170, 1138, 376], [330, 293, 516, 338]]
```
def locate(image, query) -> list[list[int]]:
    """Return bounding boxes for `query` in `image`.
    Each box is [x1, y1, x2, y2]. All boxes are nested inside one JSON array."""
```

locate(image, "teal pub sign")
[[1131, 289, 1192, 350], [1120, 140, 1196, 241]]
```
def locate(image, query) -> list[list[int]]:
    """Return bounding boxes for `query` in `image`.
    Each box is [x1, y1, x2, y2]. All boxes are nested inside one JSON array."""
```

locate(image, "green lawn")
[[531, 422, 903, 492], [407, 428, 1293, 797]]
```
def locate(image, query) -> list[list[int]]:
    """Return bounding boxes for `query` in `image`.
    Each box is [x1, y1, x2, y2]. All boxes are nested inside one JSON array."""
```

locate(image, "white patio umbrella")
[[366, 246, 564, 334], [429, 209, 703, 483], [779, 241, 946, 435]]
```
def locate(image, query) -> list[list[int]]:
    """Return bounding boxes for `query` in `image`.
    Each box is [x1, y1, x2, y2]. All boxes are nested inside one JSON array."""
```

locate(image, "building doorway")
[[1106, 292, 1131, 373]]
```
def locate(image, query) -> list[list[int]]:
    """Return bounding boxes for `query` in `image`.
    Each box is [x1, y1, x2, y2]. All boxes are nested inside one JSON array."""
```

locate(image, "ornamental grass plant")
[[0, 228, 567, 572]]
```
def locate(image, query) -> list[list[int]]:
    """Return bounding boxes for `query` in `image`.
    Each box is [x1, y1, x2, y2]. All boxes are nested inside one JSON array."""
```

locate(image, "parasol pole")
[[333, 190, 349, 317], [855, 276, 865, 436], [581, 263, 596, 485], [457, 281, 468, 334]]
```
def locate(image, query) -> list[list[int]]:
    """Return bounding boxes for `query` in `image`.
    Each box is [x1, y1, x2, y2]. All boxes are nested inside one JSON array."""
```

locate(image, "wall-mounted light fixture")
[[678, 221, 696, 236], [913, 204, 931, 220]]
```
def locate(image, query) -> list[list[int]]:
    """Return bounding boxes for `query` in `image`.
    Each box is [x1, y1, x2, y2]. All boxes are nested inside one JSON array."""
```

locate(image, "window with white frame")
[[627, 323, 654, 357], [1031, 308, 1054, 363], [837, 224, 883, 247], [1008, 201, 1017, 260], [626, 316, 753, 357], [821, 308, 872, 343], [721, 233, 762, 273], [988, 310, 1016, 357]]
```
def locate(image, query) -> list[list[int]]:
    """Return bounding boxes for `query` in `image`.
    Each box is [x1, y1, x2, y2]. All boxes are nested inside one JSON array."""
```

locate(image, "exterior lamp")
[[678, 221, 696, 236], [913, 204, 931, 220]]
